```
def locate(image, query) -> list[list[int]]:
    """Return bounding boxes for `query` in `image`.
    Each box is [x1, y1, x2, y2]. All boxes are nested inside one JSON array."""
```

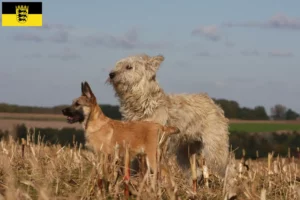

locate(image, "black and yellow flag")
[[2, 2, 42, 26]]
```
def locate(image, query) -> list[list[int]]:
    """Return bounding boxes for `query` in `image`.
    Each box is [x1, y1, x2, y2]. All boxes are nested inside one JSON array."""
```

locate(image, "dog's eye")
[[75, 102, 80, 107], [126, 65, 132, 70]]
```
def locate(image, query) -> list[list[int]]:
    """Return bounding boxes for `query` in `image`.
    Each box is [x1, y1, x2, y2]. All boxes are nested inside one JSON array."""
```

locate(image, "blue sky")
[[0, 0, 299, 113]]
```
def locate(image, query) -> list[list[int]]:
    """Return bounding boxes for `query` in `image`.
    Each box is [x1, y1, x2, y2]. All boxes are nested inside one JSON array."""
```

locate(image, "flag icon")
[[2, 2, 42, 26]]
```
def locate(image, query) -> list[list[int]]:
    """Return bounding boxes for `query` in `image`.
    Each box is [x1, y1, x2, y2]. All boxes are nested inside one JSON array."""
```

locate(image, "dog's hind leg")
[[175, 140, 203, 183]]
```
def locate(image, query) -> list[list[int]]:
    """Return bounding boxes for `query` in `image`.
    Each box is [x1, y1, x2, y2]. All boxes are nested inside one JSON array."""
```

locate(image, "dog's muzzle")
[[61, 108, 69, 116], [62, 107, 83, 124]]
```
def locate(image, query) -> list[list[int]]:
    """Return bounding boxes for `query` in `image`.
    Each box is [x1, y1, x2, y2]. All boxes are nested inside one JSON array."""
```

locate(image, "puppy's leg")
[[146, 152, 157, 174], [85, 143, 95, 153]]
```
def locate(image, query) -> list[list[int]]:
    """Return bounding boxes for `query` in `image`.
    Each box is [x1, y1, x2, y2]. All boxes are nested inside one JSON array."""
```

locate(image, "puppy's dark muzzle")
[[62, 107, 75, 117], [62, 108, 70, 116], [109, 72, 116, 79], [62, 107, 83, 124]]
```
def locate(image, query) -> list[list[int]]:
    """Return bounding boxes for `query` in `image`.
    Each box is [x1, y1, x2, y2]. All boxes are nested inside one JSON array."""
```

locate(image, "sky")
[[0, 0, 299, 113]]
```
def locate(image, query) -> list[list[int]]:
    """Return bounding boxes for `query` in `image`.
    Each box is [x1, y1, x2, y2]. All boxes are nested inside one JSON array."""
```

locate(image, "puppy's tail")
[[162, 126, 180, 137], [159, 126, 180, 147]]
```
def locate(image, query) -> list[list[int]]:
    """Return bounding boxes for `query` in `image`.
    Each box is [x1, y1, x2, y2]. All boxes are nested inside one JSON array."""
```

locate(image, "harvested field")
[[0, 113, 79, 131], [0, 112, 65, 121], [0, 119, 81, 132], [1, 112, 300, 132]]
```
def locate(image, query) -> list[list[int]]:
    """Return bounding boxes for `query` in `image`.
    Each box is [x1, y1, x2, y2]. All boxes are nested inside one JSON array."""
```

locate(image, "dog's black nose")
[[109, 72, 116, 79]]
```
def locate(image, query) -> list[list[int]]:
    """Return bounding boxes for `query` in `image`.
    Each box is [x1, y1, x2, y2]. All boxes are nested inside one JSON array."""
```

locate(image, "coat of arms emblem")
[[15, 5, 29, 23]]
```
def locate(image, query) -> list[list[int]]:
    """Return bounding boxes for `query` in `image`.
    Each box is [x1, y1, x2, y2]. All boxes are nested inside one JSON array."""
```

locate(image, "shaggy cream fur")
[[108, 54, 230, 177]]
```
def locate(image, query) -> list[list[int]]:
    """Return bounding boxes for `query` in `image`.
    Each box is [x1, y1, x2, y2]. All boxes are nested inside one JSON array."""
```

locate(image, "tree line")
[[212, 99, 299, 120], [0, 100, 299, 120], [0, 103, 122, 120]]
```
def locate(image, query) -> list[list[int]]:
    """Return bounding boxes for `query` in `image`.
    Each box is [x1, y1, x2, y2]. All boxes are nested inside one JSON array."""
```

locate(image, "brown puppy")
[[62, 81, 180, 171]]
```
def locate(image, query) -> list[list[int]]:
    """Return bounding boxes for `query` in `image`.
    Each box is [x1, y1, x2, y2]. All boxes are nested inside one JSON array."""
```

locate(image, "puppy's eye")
[[126, 65, 132, 70], [75, 102, 80, 106]]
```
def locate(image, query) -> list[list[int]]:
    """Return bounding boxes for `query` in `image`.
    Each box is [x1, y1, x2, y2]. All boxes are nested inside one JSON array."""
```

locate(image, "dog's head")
[[62, 81, 97, 124], [107, 54, 164, 91]]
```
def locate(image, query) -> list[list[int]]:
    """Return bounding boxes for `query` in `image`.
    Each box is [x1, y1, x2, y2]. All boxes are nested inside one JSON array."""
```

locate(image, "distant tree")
[[213, 99, 269, 120], [271, 104, 287, 120], [238, 107, 255, 120], [285, 109, 299, 120], [214, 99, 240, 119], [253, 106, 269, 120], [100, 105, 122, 120]]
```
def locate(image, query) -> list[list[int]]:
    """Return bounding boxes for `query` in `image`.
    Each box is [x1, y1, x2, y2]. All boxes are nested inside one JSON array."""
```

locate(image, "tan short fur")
[[62, 81, 180, 171]]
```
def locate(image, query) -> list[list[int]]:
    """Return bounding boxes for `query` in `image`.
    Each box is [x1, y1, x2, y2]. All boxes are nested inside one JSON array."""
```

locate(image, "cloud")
[[124, 28, 138, 43], [101, 67, 111, 73], [11, 23, 73, 44], [224, 14, 300, 30], [267, 14, 300, 30], [226, 77, 255, 84], [39, 23, 74, 31], [49, 30, 70, 43], [82, 29, 137, 49], [191, 25, 221, 41], [82, 28, 169, 50], [214, 81, 226, 88], [48, 47, 80, 61], [12, 32, 44, 43], [241, 49, 260, 56], [268, 51, 294, 57], [214, 77, 256, 89], [11, 24, 168, 50], [172, 60, 191, 69], [195, 52, 212, 57], [23, 47, 81, 61], [225, 41, 235, 47], [24, 53, 43, 59], [240, 49, 294, 57]]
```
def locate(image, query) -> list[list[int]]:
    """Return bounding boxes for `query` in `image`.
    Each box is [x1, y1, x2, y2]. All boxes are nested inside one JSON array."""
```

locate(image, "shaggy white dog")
[[108, 54, 230, 177]]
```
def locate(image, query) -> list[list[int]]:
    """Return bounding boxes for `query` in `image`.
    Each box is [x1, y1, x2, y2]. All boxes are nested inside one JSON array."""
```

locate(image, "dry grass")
[[0, 130, 300, 199], [0, 132, 221, 200]]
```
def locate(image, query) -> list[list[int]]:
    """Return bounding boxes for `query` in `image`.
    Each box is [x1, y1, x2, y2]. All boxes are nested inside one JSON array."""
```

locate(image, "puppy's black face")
[[62, 106, 84, 124], [62, 81, 96, 124]]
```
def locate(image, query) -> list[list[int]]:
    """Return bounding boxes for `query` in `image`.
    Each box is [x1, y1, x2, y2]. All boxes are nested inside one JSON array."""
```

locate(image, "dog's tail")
[[159, 126, 180, 147], [162, 126, 180, 137]]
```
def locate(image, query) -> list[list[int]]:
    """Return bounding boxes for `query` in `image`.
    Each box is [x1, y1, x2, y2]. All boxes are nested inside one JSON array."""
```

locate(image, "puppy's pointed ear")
[[81, 82, 85, 95], [82, 82, 95, 100], [147, 55, 164, 71]]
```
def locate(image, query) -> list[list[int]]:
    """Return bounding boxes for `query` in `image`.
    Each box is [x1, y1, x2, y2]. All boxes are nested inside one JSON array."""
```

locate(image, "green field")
[[229, 123, 300, 132]]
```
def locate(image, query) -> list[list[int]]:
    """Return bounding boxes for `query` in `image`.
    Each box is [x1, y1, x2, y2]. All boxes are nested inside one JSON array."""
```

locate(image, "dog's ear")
[[82, 82, 95, 100], [81, 82, 85, 95], [147, 55, 164, 71]]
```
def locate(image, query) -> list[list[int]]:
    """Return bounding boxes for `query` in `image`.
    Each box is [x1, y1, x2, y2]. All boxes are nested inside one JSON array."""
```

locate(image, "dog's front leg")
[[84, 143, 95, 153]]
